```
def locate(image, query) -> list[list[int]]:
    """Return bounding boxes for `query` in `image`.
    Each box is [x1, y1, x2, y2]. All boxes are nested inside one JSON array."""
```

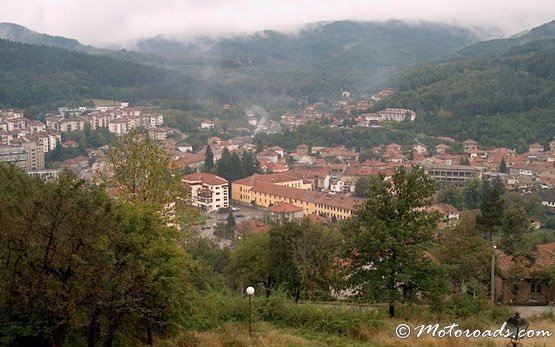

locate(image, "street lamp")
[[246, 286, 255, 338], [505, 312, 528, 347]]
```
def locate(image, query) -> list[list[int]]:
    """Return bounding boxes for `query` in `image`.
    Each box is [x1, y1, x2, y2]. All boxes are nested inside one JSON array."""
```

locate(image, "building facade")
[[183, 173, 229, 212]]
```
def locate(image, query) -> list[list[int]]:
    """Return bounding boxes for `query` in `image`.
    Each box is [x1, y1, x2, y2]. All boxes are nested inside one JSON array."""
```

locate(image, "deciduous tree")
[[342, 166, 445, 318]]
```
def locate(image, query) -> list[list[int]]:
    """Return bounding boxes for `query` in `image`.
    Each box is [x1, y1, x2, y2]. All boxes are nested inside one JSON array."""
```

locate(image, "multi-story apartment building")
[[420, 162, 483, 186], [0, 141, 44, 171], [183, 173, 229, 212]]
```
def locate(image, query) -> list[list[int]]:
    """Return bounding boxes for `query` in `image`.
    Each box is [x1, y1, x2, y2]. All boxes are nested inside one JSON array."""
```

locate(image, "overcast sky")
[[1, 0, 554, 46]]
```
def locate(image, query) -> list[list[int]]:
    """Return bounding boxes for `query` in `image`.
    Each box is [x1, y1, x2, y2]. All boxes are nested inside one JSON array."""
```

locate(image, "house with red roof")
[[495, 242, 555, 305], [268, 202, 304, 221]]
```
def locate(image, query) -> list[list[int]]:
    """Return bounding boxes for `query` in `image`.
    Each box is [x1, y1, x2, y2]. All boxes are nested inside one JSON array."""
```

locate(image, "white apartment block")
[[183, 173, 229, 212]]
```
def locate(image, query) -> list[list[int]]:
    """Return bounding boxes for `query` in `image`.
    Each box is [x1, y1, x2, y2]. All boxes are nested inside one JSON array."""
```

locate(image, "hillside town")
[[2, 91, 555, 309], [3, 94, 555, 224]]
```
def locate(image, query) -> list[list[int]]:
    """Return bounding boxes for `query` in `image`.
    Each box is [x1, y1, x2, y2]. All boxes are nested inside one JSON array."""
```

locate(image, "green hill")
[[0, 22, 84, 50], [374, 20, 555, 151], [0, 39, 204, 109], [129, 20, 481, 99]]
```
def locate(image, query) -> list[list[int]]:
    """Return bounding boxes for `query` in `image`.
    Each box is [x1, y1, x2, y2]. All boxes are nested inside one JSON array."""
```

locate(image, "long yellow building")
[[232, 173, 361, 220]]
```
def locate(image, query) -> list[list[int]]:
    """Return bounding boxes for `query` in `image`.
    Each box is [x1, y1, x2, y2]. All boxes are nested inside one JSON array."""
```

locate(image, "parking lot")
[[196, 204, 268, 247]]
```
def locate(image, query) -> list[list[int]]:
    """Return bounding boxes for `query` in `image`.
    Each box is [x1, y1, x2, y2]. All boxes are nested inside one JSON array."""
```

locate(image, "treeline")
[[253, 123, 415, 151]]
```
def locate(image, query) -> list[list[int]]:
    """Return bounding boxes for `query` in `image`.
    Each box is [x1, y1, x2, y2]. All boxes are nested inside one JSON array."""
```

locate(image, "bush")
[[258, 294, 384, 335], [182, 291, 252, 330]]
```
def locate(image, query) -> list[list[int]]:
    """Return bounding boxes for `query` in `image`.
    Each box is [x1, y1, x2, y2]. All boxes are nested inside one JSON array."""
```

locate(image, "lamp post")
[[246, 286, 255, 338], [505, 312, 528, 347], [491, 244, 496, 304]]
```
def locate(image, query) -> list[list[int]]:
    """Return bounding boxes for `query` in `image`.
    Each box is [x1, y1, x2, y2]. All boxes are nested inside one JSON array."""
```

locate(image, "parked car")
[[235, 214, 245, 218], [232, 207, 240, 211]]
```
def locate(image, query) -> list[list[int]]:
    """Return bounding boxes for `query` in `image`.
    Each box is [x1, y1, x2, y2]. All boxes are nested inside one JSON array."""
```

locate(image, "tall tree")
[[241, 150, 261, 177], [437, 212, 491, 295], [498, 158, 507, 173], [269, 219, 340, 302], [204, 145, 214, 172], [354, 175, 371, 198], [342, 166, 444, 318], [215, 148, 231, 180], [0, 165, 193, 346], [99, 130, 192, 226], [476, 180, 505, 241], [499, 207, 534, 259], [463, 178, 482, 210], [229, 152, 245, 181], [437, 185, 465, 210]]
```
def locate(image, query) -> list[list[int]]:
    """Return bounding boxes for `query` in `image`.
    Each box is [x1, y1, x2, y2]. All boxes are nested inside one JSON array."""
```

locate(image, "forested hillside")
[[374, 21, 555, 150], [0, 39, 204, 108], [127, 20, 481, 99]]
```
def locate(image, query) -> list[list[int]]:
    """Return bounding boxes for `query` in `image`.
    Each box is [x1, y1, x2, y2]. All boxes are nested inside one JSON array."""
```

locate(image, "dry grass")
[[357, 317, 555, 347], [159, 316, 555, 347]]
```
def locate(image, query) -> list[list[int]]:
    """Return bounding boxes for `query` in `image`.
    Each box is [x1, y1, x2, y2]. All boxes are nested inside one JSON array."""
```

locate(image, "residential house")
[[268, 202, 304, 221], [200, 120, 215, 130], [413, 143, 428, 156], [529, 143, 544, 154], [495, 242, 555, 305], [386, 143, 402, 153], [462, 139, 479, 151], [427, 204, 460, 228], [435, 143, 451, 154]]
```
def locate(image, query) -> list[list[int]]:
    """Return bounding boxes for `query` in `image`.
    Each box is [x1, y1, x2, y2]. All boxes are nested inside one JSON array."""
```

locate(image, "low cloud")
[[1, 0, 554, 46]]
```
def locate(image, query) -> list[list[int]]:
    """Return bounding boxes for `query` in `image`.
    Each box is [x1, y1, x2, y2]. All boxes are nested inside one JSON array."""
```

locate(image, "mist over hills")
[[0, 20, 483, 104], [0, 23, 86, 51], [1, 18, 555, 151]]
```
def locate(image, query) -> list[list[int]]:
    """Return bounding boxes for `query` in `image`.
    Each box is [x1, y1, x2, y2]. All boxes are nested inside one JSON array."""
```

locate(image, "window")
[[531, 281, 542, 294]]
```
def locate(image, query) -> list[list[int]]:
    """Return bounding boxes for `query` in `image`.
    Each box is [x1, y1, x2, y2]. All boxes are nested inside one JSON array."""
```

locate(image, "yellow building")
[[232, 173, 307, 200], [233, 174, 361, 220]]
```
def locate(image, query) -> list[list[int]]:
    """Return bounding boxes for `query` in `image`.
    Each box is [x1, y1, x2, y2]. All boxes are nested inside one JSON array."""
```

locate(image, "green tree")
[[204, 145, 214, 172], [499, 207, 534, 259], [215, 148, 231, 180], [270, 219, 340, 302], [463, 178, 482, 210], [99, 130, 192, 226], [0, 165, 193, 346], [241, 150, 261, 177], [498, 158, 507, 173], [354, 176, 371, 197], [437, 185, 465, 210], [342, 166, 444, 317], [437, 212, 490, 295], [226, 212, 236, 236], [227, 232, 273, 294], [229, 152, 245, 181], [476, 180, 505, 241]]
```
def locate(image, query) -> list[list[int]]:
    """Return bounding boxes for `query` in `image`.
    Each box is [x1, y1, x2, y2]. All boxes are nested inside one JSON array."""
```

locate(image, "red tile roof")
[[234, 173, 300, 186], [183, 172, 228, 186], [250, 181, 360, 211], [497, 242, 555, 279]]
